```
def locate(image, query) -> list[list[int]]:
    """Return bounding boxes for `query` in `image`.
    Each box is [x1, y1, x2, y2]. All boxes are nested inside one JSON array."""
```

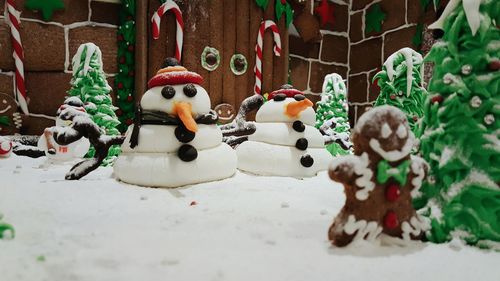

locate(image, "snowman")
[[37, 97, 90, 162], [236, 85, 332, 177], [114, 58, 237, 188], [0, 136, 12, 158]]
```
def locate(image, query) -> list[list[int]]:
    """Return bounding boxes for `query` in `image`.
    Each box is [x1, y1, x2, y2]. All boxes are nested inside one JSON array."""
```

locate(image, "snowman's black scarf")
[[129, 106, 218, 149]]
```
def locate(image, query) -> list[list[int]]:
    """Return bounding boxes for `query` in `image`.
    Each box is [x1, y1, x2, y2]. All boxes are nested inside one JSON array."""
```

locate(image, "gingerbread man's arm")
[[329, 155, 359, 185]]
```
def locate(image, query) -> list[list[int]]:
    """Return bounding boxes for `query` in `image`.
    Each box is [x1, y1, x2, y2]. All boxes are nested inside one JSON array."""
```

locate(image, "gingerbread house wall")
[[0, 0, 120, 135], [289, 0, 442, 126]]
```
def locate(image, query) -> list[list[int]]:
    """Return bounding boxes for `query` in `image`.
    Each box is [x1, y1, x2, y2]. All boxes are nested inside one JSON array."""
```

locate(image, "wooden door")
[[136, 0, 289, 112]]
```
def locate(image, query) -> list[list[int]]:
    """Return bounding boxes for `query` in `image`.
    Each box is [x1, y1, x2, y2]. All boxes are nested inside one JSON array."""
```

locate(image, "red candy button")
[[385, 184, 400, 202], [384, 211, 399, 229]]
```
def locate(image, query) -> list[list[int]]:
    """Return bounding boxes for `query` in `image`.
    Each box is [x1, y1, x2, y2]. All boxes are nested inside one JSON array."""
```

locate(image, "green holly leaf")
[[255, 0, 269, 9], [276, 0, 285, 20], [285, 3, 294, 27], [275, 1, 294, 28], [412, 23, 424, 48], [0, 116, 11, 126], [365, 3, 386, 34], [25, 0, 65, 21]]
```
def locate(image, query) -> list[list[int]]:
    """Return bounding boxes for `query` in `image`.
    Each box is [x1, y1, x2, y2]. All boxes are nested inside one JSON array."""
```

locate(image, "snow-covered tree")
[[315, 73, 352, 156], [415, 0, 500, 248], [68, 43, 121, 165], [373, 47, 428, 134]]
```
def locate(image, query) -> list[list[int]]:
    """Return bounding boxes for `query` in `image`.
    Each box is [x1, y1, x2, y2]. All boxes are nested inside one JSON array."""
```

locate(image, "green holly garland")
[[365, 3, 386, 33], [255, 0, 293, 27], [115, 0, 136, 132], [25, 0, 64, 21]]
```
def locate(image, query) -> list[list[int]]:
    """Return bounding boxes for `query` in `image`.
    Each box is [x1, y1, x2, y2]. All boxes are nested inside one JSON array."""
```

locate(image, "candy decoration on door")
[[5, 0, 28, 115], [151, 0, 184, 61], [254, 20, 281, 96]]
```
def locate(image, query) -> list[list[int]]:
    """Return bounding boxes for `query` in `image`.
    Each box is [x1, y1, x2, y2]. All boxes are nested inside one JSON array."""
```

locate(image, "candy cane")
[[5, 0, 28, 114], [151, 0, 184, 62], [254, 20, 281, 96]]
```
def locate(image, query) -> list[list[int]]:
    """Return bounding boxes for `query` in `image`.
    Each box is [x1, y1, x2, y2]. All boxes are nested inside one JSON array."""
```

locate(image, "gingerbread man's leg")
[[43, 128, 56, 155]]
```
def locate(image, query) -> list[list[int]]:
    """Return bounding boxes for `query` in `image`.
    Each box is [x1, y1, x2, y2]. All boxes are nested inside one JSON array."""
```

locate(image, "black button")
[[296, 138, 308, 150], [292, 120, 305, 132], [175, 125, 196, 143], [178, 144, 198, 162], [300, 155, 314, 167]]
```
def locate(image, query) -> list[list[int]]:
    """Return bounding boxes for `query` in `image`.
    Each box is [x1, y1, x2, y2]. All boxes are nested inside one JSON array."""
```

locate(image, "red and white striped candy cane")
[[151, 0, 184, 62], [254, 20, 281, 96], [5, 0, 28, 114]]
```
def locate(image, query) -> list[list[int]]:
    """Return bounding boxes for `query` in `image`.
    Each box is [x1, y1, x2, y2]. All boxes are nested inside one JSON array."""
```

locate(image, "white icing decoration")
[[236, 141, 331, 178], [329, 153, 375, 201], [369, 131, 415, 162], [0, 104, 11, 114], [256, 98, 316, 126], [114, 143, 237, 188], [429, 0, 483, 36], [141, 84, 211, 117], [381, 123, 392, 139], [410, 155, 427, 198], [37, 128, 90, 162], [383, 47, 423, 97], [249, 122, 325, 148], [121, 124, 222, 153], [0, 136, 12, 157], [343, 215, 382, 243], [396, 124, 408, 139], [401, 215, 429, 241], [321, 73, 346, 109], [72, 43, 105, 77]]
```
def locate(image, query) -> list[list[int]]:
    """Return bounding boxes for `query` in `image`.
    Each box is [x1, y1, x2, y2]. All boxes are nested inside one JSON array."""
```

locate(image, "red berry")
[[413, 115, 418, 122], [390, 94, 396, 100], [127, 16, 133, 21], [128, 71, 134, 77], [116, 109, 123, 116], [431, 95, 443, 104], [128, 45, 134, 52], [119, 56, 126, 64], [117, 34, 124, 42], [190, 201, 197, 206], [280, 0, 287, 4], [384, 211, 399, 229], [125, 118, 133, 125], [126, 95, 133, 102], [489, 60, 500, 71], [385, 184, 400, 202], [117, 82, 124, 89]]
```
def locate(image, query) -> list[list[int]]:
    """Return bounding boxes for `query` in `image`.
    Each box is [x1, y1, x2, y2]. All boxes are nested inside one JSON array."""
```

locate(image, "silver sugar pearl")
[[470, 96, 482, 108], [443, 73, 453, 85], [484, 114, 495, 125], [428, 175, 436, 184], [461, 64, 472, 75]]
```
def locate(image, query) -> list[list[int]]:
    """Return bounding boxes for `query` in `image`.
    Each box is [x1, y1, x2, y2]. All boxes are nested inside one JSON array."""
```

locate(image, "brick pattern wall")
[[289, 0, 427, 126], [0, 0, 120, 134]]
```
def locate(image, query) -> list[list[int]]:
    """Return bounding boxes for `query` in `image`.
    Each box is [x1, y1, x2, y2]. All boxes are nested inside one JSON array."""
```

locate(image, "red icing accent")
[[148, 71, 204, 89], [127, 45, 134, 52], [116, 109, 123, 116], [390, 94, 396, 100], [117, 34, 124, 42], [0, 140, 12, 155], [489, 60, 500, 71], [431, 95, 443, 104], [268, 88, 304, 100], [385, 184, 400, 202], [126, 95, 133, 102], [412, 115, 418, 122], [117, 82, 124, 89], [125, 118, 133, 125], [314, 0, 335, 27], [384, 211, 399, 229], [119, 56, 126, 64]]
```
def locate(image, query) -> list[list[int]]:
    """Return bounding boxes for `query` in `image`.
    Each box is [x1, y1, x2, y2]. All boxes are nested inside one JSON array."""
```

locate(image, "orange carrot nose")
[[173, 102, 198, 133], [285, 98, 313, 118]]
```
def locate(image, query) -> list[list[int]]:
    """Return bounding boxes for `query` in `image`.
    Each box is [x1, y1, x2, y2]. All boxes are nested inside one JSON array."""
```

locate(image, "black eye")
[[273, 93, 286, 102], [294, 94, 305, 101], [184, 84, 197, 97], [161, 86, 176, 99]]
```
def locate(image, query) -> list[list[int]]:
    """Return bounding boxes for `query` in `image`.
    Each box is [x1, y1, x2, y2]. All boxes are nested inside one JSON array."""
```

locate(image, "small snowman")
[[114, 58, 237, 187], [37, 97, 90, 162], [236, 85, 332, 177], [0, 136, 12, 158]]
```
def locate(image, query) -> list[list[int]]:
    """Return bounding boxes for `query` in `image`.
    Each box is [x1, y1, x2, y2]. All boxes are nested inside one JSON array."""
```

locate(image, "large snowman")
[[236, 85, 331, 177], [114, 59, 237, 187]]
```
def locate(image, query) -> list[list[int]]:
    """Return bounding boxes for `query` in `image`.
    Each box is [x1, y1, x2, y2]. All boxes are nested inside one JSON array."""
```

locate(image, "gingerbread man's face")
[[0, 93, 21, 135], [353, 107, 414, 162]]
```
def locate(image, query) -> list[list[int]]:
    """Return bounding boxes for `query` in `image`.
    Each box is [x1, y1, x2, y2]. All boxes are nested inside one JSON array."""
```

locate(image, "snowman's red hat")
[[268, 87, 304, 100], [148, 65, 203, 89]]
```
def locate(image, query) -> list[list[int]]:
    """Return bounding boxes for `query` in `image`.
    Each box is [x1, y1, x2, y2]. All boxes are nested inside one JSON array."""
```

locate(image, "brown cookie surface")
[[0, 93, 21, 135]]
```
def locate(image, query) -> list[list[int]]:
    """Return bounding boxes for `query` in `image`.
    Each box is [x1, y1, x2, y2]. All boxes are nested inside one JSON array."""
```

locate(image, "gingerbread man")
[[328, 105, 429, 246]]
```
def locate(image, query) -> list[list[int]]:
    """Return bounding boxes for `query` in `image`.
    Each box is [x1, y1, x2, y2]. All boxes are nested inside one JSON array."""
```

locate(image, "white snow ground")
[[1, 155, 499, 281]]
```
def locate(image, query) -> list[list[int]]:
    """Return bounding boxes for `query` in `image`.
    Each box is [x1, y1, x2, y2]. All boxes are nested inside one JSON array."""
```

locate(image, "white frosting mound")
[[249, 123, 325, 148], [256, 99, 316, 126], [114, 143, 237, 188], [37, 134, 90, 162], [121, 124, 222, 153], [140, 84, 211, 116], [236, 141, 331, 178]]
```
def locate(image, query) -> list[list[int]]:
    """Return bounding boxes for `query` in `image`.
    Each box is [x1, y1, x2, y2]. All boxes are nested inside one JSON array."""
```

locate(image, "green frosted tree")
[[68, 43, 121, 166], [373, 47, 428, 134], [315, 73, 352, 156], [415, 0, 500, 248]]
